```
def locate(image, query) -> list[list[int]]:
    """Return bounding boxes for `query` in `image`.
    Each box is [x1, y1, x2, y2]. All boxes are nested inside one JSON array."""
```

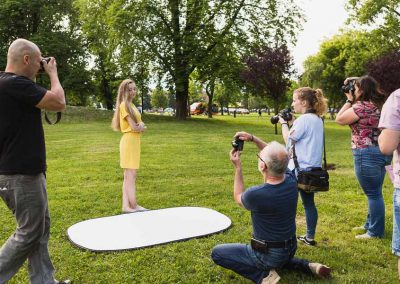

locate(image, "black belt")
[[251, 236, 296, 253]]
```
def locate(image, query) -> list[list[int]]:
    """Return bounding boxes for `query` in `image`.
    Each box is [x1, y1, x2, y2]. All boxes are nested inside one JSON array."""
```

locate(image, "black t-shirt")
[[0, 72, 47, 174], [241, 169, 298, 241]]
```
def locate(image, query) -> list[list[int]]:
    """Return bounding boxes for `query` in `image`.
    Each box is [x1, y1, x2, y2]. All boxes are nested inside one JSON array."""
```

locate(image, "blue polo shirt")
[[241, 170, 298, 241]]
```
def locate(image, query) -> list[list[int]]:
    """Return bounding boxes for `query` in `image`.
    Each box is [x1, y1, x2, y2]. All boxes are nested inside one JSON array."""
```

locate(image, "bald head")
[[259, 141, 289, 177], [7, 39, 40, 65]]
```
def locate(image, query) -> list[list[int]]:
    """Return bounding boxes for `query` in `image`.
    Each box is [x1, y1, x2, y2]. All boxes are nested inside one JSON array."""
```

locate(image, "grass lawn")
[[1, 108, 396, 283]]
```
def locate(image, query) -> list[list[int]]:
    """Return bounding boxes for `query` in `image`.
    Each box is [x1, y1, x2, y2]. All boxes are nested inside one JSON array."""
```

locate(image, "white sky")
[[291, 0, 349, 74]]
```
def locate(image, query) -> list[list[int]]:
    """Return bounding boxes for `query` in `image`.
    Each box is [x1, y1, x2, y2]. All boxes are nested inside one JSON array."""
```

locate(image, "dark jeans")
[[211, 241, 311, 284], [353, 146, 392, 237], [0, 174, 56, 284], [299, 190, 318, 239]]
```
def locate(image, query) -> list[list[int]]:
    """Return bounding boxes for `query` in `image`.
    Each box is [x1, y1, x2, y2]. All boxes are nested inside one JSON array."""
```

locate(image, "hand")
[[344, 76, 359, 85], [234, 131, 252, 142], [344, 92, 354, 101], [229, 149, 241, 168], [43, 57, 58, 75]]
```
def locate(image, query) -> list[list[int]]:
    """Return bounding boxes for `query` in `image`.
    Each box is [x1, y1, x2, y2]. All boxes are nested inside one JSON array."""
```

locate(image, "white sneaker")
[[355, 233, 375, 239], [262, 269, 280, 284]]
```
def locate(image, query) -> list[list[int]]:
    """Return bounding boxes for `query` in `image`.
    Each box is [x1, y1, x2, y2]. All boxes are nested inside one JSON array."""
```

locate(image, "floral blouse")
[[350, 101, 381, 149]]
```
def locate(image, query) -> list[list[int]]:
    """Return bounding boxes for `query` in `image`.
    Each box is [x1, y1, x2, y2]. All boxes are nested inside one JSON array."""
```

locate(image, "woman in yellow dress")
[[112, 79, 147, 213]]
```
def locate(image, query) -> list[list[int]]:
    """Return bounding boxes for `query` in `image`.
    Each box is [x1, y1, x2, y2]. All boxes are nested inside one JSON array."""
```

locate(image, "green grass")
[[2, 108, 397, 283]]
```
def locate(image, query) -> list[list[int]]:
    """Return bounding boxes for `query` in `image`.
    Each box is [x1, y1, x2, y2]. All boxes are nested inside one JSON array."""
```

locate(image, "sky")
[[291, 0, 349, 74]]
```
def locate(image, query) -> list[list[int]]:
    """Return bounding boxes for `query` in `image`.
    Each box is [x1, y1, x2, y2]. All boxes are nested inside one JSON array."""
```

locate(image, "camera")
[[342, 80, 355, 93], [270, 108, 293, 125], [231, 138, 244, 151], [39, 57, 51, 72]]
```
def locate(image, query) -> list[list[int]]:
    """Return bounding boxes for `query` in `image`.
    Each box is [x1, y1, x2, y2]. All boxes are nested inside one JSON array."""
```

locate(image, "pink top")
[[378, 89, 400, 188], [350, 101, 381, 149]]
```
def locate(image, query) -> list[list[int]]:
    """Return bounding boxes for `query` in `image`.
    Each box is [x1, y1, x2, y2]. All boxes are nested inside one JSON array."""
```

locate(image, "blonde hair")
[[111, 79, 137, 131], [294, 87, 328, 117]]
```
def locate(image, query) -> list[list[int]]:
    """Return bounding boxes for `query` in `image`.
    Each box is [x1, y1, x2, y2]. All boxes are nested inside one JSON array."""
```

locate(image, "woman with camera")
[[336, 75, 392, 239], [279, 87, 328, 246], [112, 79, 147, 213]]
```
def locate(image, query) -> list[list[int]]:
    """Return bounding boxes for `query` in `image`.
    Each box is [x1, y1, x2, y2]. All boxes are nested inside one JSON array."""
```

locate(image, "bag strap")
[[44, 111, 62, 125], [292, 117, 327, 170]]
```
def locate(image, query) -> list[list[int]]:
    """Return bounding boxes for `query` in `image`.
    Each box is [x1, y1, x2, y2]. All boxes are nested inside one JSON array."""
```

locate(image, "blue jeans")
[[393, 188, 400, 256], [211, 241, 311, 284], [0, 174, 56, 284], [353, 146, 392, 237], [299, 190, 318, 239], [293, 169, 318, 239]]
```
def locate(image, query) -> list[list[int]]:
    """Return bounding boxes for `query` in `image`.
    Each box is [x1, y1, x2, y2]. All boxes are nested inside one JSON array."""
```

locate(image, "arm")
[[379, 129, 400, 155], [234, 131, 267, 150], [336, 102, 359, 125], [278, 116, 294, 144], [35, 58, 65, 111], [126, 117, 145, 132], [230, 149, 244, 207]]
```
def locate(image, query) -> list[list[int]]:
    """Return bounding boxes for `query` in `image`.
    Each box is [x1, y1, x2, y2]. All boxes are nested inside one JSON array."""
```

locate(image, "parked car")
[[164, 107, 175, 115]]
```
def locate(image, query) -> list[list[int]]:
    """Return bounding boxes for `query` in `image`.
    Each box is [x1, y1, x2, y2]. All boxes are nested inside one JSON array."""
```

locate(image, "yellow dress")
[[119, 102, 143, 169]]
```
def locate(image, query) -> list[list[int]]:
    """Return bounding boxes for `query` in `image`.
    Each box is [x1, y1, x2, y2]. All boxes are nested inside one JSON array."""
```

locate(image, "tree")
[[151, 87, 169, 109], [108, 0, 303, 120], [347, 0, 400, 47], [0, 0, 92, 105], [367, 50, 400, 94], [240, 45, 294, 133]]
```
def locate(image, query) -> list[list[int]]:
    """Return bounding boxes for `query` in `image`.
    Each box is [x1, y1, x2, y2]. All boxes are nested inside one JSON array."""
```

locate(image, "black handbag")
[[292, 119, 329, 192]]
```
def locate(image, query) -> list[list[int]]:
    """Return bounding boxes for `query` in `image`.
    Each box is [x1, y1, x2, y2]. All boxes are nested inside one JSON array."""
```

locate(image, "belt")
[[251, 236, 296, 253]]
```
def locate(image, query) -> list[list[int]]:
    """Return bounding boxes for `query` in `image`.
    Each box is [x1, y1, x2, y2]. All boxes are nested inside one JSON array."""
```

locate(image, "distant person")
[[258, 109, 262, 118], [0, 39, 70, 283], [112, 79, 147, 213], [336, 75, 392, 239], [378, 88, 400, 278], [211, 135, 331, 283], [233, 109, 237, 118], [279, 87, 328, 246]]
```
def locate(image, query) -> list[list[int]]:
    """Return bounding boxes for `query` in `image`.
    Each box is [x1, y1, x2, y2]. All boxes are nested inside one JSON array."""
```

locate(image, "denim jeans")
[[211, 241, 311, 284], [393, 188, 400, 256], [0, 174, 56, 284], [299, 190, 318, 239], [353, 146, 392, 237]]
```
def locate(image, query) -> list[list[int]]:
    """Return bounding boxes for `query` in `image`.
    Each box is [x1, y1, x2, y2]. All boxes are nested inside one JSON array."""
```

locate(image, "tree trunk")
[[206, 79, 215, 118], [274, 102, 280, 135], [175, 76, 189, 120]]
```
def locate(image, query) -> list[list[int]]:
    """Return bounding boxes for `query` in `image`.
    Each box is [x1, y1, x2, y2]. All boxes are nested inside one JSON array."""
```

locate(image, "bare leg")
[[122, 169, 137, 212]]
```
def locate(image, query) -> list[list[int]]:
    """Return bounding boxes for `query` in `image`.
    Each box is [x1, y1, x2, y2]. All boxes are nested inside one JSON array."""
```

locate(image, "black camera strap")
[[44, 111, 62, 125], [292, 117, 327, 170]]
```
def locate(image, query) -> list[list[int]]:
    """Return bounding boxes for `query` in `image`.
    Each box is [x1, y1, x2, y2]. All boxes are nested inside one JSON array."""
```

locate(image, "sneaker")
[[55, 280, 72, 284], [309, 263, 331, 278], [262, 269, 280, 284], [297, 235, 316, 246], [355, 233, 375, 239]]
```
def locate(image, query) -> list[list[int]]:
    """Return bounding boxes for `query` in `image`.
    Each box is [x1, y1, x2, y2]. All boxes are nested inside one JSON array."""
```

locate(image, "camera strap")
[[292, 117, 327, 170], [44, 111, 62, 125]]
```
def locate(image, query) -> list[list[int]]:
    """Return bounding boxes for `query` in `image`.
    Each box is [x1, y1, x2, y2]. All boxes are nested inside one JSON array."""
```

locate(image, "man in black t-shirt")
[[211, 133, 331, 284], [0, 39, 70, 283]]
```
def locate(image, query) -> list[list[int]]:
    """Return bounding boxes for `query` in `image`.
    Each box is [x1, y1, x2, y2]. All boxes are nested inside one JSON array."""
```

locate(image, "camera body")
[[270, 108, 293, 125], [342, 80, 355, 94], [39, 57, 51, 72], [231, 138, 244, 151]]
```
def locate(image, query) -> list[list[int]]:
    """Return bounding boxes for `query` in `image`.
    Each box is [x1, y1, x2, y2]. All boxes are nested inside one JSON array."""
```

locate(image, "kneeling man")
[[211, 133, 331, 283]]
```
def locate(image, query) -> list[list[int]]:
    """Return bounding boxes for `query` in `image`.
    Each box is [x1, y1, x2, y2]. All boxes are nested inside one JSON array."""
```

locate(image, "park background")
[[0, 0, 399, 283]]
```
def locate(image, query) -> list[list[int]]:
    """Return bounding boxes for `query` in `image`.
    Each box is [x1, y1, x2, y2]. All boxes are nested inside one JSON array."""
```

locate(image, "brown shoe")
[[309, 263, 331, 278]]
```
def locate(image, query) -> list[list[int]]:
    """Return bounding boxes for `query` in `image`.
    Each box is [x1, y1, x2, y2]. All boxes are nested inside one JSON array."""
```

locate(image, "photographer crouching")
[[211, 134, 331, 283]]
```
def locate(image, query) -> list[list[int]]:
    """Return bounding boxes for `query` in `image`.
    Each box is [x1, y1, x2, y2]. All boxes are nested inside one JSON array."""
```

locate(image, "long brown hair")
[[355, 75, 387, 110], [294, 87, 328, 117], [111, 79, 137, 131]]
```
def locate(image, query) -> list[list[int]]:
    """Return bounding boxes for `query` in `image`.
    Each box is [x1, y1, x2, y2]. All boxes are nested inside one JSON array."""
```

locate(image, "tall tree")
[[108, 0, 303, 120], [367, 50, 400, 94]]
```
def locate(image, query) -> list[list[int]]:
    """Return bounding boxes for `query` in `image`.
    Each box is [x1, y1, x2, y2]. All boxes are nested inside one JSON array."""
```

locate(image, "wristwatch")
[[345, 99, 353, 104]]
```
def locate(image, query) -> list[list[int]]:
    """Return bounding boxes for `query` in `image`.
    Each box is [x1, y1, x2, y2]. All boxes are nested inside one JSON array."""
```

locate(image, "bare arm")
[[35, 58, 65, 111], [379, 129, 400, 155], [234, 131, 267, 150], [126, 117, 145, 132], [230, 149, 244, 207], [336, 103, 359, 125]]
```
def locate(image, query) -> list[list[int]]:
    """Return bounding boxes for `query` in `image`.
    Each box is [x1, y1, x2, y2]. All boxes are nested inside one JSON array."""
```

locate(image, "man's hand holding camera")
[[229, 149, 241, 169]]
